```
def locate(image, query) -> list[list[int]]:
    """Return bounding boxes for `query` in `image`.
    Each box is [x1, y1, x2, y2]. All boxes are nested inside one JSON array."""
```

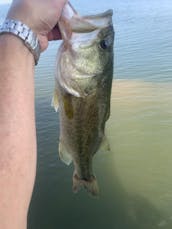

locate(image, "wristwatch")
[[0, 19, 40, 65]]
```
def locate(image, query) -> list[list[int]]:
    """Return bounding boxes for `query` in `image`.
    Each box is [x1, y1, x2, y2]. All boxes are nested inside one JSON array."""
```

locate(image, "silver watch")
[[0, 19, 40, 65]]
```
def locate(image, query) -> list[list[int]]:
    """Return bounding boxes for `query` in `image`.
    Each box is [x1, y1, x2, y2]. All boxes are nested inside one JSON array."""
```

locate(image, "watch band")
[[0, 19, 40, 65]]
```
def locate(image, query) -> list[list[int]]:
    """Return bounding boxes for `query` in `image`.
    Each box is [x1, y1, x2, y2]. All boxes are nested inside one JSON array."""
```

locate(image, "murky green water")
[[1, 0, 172, 228], [107, 81, 172, 228]]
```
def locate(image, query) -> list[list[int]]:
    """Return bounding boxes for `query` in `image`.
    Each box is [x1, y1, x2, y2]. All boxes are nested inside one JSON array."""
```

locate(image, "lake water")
[[1, 0, 172, 228]]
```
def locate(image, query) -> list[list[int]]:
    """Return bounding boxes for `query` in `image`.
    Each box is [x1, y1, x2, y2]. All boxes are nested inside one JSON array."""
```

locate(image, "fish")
[[52, 3, 114, 196]]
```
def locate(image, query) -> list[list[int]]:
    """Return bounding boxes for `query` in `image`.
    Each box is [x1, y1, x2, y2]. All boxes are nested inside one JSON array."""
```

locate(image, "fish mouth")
[[60, 3, 113, 34], [67, 2, 113, 19]]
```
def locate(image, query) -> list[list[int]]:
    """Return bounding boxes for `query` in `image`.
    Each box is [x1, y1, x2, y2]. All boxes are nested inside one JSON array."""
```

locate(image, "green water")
[[1, 0, 172, 228], [107, 81, 172, 228]]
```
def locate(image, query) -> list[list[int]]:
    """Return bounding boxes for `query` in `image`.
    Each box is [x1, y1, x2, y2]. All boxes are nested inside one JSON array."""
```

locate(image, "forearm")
[[0, 0, 67, 227], [0, 34, 36, 229]]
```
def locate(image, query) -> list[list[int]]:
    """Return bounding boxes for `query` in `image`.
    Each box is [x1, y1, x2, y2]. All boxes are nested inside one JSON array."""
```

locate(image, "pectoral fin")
[[51, 89, 59, 112], [59, 142, 72, 165]]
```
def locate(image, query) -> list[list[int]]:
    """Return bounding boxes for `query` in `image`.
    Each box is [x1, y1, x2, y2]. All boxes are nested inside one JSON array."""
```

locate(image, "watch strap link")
[[0, 19, 40, 65]]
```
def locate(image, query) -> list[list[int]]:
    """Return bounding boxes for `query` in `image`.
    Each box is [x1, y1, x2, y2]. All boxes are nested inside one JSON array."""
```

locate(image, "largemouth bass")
[[52, 3, 114, 196]]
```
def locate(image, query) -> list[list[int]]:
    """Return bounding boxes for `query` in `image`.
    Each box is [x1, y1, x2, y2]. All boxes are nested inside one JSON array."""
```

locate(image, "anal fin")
[[51, 89, 59, 112], [98, 135, 110, 154]]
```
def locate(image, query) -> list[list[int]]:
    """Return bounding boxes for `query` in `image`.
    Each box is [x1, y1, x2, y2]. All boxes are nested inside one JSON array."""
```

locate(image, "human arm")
[[0, 1, 67, 228]]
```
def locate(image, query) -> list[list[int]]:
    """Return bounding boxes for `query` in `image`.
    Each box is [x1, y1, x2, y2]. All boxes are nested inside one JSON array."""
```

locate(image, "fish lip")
[[80, 9, 113, 30], [82, 9, 113, 19]]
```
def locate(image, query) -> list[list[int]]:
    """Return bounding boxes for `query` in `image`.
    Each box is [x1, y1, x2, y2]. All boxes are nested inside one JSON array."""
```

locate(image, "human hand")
[[7, 0, 68, 51]]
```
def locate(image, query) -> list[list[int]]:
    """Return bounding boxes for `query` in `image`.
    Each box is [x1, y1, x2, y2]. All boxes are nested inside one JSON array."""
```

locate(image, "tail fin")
[[72, 173, 99, 197]]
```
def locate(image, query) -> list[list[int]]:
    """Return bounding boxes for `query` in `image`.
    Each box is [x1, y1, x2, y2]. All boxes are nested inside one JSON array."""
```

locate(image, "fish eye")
[[100, 40, 108, 49], [99, 35, 113, 50]]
